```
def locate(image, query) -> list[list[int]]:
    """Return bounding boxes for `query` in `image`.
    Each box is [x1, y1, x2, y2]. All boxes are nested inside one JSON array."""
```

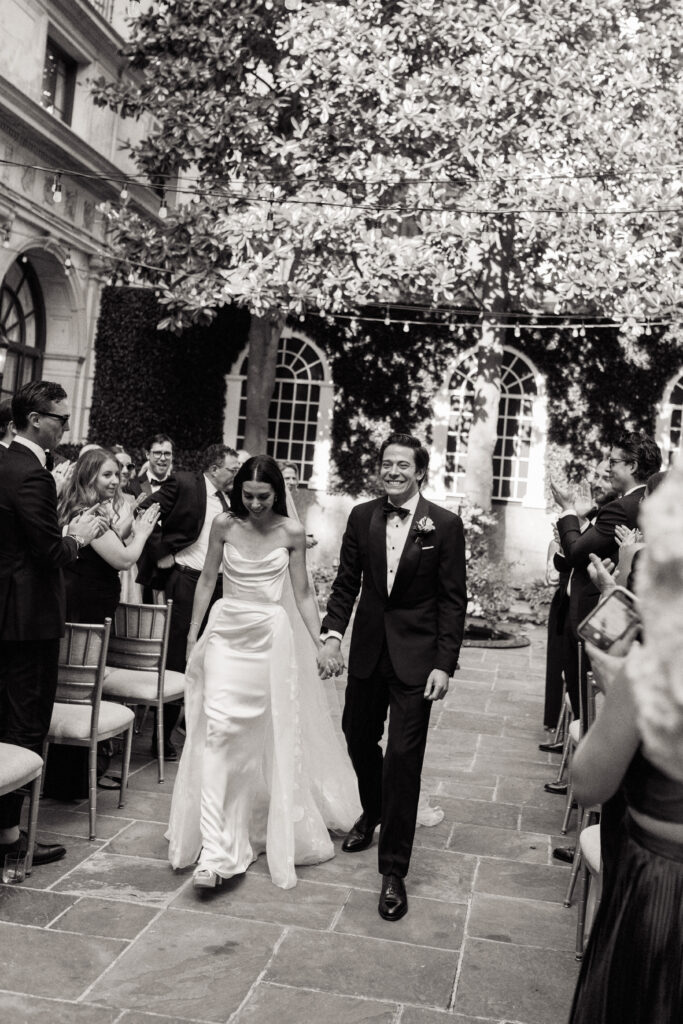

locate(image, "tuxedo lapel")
[[391, 494, 429, 599], [368, 500, 388, 599]]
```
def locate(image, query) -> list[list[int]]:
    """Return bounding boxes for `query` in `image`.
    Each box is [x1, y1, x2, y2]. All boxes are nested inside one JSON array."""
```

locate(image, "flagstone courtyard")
[[0, 625, 580, 1024]]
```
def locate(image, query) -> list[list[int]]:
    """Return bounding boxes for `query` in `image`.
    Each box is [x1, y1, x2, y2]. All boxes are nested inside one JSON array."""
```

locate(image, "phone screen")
[[580, 590, 640, 649]]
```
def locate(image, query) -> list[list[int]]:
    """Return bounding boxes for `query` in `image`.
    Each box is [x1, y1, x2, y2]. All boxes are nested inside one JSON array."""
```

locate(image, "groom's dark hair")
[[379, 433, 429, 485]]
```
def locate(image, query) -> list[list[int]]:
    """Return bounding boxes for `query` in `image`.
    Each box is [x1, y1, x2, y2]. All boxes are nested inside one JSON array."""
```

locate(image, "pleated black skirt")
[[569, 814, 683, 1024]]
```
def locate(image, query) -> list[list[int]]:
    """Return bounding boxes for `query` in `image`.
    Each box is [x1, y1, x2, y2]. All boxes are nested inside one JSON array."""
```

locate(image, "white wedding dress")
[[167, 541, 360, 888]]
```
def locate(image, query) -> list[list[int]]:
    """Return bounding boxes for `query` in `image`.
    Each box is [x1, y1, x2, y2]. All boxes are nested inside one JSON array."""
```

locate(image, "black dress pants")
[[0, 639, 59, 828], [156, 566, 222, 738], [342, 644, 432, 878]]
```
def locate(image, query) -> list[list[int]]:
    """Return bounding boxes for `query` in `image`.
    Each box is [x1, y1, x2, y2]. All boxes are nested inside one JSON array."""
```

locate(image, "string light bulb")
[[1, 225, 10, 248], [158, 194, 168, 219], [64, 251, 72, 271], [52, 173, 62, 203], [403, 321, 409, 333], [384, 309, 391, 326], [120, 184, 129, 201], [514, 325, 521, 338]]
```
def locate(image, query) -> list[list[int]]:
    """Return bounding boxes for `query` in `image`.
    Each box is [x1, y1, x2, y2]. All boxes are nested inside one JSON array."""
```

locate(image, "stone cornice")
[[0, 75, 155, 214]]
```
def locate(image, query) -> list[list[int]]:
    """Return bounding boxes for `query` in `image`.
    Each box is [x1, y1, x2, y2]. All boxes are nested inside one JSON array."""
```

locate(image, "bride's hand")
[[186, 635, 197, 661]]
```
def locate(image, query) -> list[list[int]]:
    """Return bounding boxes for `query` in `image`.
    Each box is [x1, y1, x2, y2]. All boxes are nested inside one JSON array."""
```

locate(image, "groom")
[[318, 433, 467, 921]]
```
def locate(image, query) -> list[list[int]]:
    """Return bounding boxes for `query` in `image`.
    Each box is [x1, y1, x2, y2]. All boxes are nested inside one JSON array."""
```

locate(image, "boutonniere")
[[413, 516, 435, 543]]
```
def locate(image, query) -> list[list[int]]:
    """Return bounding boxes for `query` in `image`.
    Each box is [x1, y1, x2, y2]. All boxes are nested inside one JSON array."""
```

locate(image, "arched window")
[[444, 347, 539, 502], [657, 369, 683, 465], [235, 333, 326, 483], [0, 257, 45, 401]]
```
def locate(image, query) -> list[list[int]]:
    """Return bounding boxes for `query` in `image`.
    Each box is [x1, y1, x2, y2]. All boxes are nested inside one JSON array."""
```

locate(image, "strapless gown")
[[167, 542, 360, 888]]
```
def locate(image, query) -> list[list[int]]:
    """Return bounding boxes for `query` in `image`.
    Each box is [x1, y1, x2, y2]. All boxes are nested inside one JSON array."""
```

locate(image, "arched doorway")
[[0, 257, 45, 401]]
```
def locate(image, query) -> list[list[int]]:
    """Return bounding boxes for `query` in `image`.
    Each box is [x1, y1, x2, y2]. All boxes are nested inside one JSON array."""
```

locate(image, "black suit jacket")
[[557, 487, 645, 634], [322, 494, 467, 688], [0, 442, 78, 640], [137, 471, 210, 589]]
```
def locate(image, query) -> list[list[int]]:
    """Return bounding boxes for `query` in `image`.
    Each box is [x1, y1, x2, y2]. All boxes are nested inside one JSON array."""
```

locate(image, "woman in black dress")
[[58, 448, 159, 623]]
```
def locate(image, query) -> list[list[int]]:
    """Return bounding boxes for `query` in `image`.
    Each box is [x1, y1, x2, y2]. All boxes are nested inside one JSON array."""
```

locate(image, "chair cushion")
[[0, 743, 43, 795], [48, 702, 135, 743], [102, 668, 185, 702], [580, 823, 602, 873]]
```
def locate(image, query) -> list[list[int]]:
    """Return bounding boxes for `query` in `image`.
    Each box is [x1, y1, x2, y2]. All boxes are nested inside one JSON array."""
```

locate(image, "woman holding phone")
[[568, 471, 683, 1024]]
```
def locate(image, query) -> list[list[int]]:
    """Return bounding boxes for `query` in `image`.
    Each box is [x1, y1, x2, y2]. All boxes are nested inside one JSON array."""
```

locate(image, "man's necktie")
[[382, 502, 409, 519], [45, 451, 54, 472], [215, 491, 230, 513]]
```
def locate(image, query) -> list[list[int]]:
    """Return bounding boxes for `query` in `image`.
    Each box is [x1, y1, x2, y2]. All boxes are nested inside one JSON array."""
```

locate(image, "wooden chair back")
[[57, 620, 112, 719], [107, 602, 173, 699]]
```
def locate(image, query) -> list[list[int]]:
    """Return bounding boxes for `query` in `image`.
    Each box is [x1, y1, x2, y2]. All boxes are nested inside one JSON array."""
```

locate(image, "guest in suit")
[[0, 398, 14, 454], [553, 434, 662, 877], [137, 434, 174, 495], [318, 432, 467, 921], [0, 381, 105, 867], [137, 443, 240, 758]]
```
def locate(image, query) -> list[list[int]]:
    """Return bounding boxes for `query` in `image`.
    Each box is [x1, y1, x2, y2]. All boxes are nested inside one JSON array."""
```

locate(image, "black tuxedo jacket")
[[557, 486, 645, 634], [137, 469, 171, 497], [322, 494, 467, 688], [0, 442, 78, 640], [137, 471, 211, 589]]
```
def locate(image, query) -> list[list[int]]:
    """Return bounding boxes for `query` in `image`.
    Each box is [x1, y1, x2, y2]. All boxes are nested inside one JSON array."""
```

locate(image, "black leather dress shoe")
[[341, 817, 379, 853], [378, 874, 408, 921], [538, 740, 564, 754], [553, 846, 575, 864], [544, 781, 568, 795], [150, 741, 178, 762], [0, 831, 66, 867]]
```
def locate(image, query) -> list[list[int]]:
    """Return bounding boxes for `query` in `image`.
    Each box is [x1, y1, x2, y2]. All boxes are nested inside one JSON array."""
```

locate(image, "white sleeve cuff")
[[320, 631, 343, 643]]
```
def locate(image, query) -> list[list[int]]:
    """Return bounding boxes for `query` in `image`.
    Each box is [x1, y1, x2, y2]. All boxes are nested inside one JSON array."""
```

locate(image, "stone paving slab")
[[0, 919, 127, 999], [0, 883, 75, 926], [454, 937, 579, 1023], [0, 993, 120, 1023], [171, 870, 350, 929], [52, 852, 184, 905], [334, 887, 466, 949], [50, 894, 159, 939], [265, 928, 456, 1008], [233, 982, 397, 1023], [88, 909, 284, 1020]]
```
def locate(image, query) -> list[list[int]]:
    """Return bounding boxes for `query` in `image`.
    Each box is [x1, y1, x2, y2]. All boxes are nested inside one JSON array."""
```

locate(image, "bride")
[[167, 455, 360, 889]]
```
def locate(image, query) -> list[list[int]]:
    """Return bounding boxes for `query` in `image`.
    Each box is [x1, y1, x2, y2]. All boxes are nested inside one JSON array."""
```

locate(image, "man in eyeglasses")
[[0, 381, 106, 869], [137, 443, 241, 761], [138, 434, 174, 495]]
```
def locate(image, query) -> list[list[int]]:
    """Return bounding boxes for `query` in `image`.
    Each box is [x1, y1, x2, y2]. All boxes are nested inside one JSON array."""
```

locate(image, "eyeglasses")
[[150, 451, 172, 459], [608, 458, 628, 468], [39, 412, 70, 427]]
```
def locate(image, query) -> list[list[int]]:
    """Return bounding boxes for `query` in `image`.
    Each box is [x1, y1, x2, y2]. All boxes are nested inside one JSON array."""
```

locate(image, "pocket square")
[[421, 545, 435, 551]]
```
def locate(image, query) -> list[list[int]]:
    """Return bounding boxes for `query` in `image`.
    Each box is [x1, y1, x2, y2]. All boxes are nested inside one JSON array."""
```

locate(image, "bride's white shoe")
[[193, 866, 222, 889]]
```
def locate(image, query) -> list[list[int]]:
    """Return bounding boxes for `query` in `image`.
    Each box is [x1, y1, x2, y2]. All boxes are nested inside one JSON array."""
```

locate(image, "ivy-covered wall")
[[88, 287, 249, 467], [87, 289, 682, 490]]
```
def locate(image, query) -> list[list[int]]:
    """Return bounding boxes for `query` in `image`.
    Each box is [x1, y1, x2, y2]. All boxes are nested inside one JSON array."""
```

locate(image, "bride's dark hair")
[[230, 455, 289, 518]]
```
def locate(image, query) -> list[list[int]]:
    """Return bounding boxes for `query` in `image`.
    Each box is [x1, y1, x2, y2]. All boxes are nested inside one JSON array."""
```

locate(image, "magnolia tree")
[[95, 0, 683, 503]]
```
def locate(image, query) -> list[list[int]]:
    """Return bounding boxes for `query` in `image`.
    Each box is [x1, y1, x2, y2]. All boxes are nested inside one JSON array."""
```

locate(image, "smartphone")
[[577, 586, 641, 652]]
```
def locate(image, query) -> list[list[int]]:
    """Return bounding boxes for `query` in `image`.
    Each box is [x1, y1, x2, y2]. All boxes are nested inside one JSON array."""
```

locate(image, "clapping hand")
[[615, 525, 642, 548], [587, 552, 617, 594], [67, 506, 108, 546], [133, 503, 161, 539], [550, 478, 574, 512], [573, 479, 594, 519]]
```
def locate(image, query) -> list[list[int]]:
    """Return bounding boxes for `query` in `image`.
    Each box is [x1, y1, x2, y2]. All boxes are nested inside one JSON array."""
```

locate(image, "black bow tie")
[[45, 451, 54, 472], [382, 502, 410, 520]]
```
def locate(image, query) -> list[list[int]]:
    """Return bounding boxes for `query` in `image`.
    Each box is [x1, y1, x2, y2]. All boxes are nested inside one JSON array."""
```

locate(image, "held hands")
[[424, 669, 449, 701], [317, 639, 345, 679]]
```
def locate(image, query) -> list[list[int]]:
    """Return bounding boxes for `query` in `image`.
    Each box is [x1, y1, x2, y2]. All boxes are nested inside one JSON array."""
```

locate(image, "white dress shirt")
[[385, 489, 420, 594], [14, 435, 47, 467], [174, 475, 225, 572]]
